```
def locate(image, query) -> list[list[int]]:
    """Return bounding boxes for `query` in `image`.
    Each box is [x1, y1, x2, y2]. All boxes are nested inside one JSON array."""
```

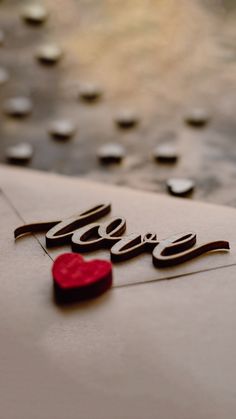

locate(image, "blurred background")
[[1, 0, 236, 205]]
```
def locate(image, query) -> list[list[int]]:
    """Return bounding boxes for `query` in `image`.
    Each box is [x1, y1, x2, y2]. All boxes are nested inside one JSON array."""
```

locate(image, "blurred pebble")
[[0, 67, 9, 85], [3, 96, 33, 118], [49, 120, 76, 140], [153, 144, 178, 163], [6, 143, 33, 164], [185, 108, 210, 128], [0, 29, 5, 46], [21, 4, 48, 25], [167, 178, 195, 197], [36, 44, 63, 65], [97, 143, 126, 165], [115, 110, 139, 129], [79, 83, 102, 103]]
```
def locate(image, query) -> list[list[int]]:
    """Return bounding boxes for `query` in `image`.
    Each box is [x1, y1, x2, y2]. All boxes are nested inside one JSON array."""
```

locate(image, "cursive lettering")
[[14, 203, 230, 268]]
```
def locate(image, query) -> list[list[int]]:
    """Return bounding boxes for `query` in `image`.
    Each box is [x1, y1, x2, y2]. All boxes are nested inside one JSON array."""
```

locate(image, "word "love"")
[[14, 203, 230, 268]]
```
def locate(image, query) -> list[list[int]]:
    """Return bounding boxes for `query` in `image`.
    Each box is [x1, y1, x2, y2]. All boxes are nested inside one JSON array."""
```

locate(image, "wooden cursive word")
[[14, 203, 230, 268]]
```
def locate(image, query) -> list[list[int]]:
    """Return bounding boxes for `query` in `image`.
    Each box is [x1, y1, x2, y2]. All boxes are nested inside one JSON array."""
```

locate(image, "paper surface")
[[1, 164, 236, 418], [1, 164, 236, 286]]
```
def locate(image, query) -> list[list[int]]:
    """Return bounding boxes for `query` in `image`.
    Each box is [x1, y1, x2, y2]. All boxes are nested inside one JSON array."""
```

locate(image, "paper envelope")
[[1, 164, 236, 419]]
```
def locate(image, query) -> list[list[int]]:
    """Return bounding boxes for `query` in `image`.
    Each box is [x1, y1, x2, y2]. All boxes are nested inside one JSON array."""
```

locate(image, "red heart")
[[52, 253, 113, 303]]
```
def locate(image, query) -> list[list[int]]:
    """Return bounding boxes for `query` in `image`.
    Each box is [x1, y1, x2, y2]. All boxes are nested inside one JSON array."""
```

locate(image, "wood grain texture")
[[1, 0, 236, 206]]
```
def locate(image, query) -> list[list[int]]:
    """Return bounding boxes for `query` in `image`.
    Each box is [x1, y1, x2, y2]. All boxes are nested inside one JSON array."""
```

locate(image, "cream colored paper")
[[1, 164, 236, 419], [1, 164, 236, 286]]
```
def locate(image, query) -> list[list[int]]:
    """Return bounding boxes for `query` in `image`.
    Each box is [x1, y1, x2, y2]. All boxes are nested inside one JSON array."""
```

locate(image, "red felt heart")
[[52, 253, 113, 303]]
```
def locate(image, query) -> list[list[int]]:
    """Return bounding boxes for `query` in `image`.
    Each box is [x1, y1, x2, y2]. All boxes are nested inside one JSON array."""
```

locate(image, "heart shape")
[[167, 178, 195, 197], [52, 253, 113, 303]]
